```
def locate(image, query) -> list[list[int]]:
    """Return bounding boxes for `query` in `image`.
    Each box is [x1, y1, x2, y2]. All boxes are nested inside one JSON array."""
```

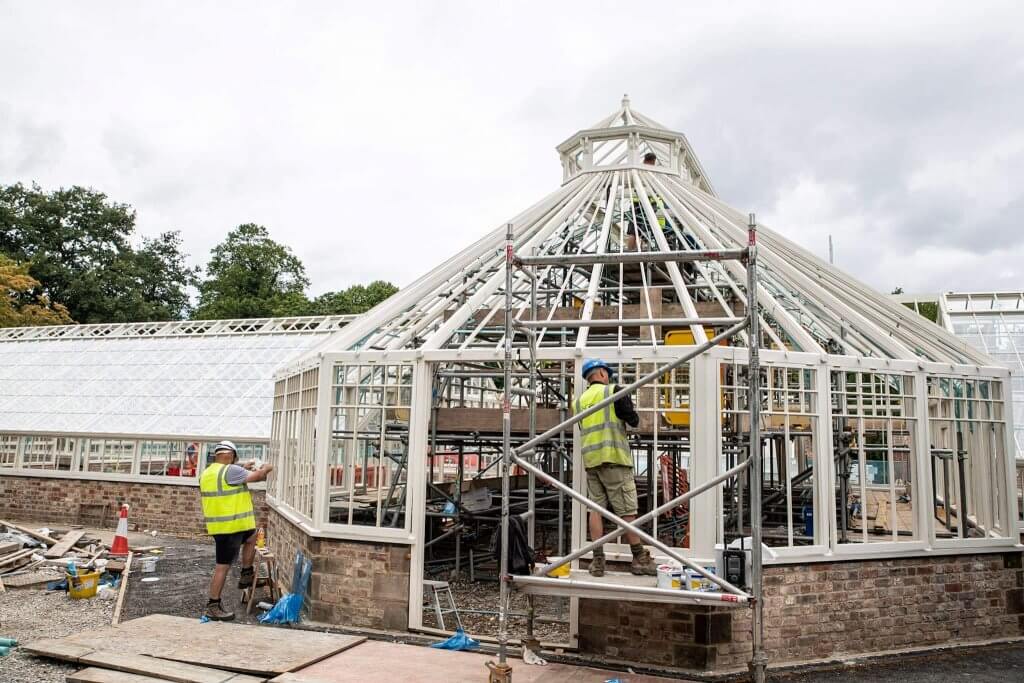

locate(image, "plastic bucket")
[[546, 563, 570, 578], [68, 571, 101, 599], [656, 564, 683, 589], [140, 556, 159, 573]]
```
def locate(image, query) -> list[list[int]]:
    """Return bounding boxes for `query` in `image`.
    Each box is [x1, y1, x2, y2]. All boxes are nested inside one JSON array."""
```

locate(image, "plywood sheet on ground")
[[80, 651, 264, 683], [278, 641, 689, 683], [24, 614, 364, 676], [67, 669, 168, 683]]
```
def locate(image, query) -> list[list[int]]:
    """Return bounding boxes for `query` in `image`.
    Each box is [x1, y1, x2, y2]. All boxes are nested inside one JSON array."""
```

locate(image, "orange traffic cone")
[[109, 504, 130, 557]]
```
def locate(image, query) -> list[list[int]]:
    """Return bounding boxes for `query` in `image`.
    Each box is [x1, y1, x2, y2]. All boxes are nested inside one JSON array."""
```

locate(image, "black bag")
[[490, 515, 535, 575]]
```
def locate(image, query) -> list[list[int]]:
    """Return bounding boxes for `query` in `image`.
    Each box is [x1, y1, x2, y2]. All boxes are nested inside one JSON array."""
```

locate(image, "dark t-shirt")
[[591, 381, 640, 428]]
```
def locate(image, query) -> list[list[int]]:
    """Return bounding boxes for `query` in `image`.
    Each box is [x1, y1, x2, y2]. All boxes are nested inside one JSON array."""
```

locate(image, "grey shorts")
[[586, 463, 638, 517]]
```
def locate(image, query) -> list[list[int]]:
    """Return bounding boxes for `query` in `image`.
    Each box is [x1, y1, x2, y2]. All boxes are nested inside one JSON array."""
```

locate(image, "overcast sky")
[[1, 1, 1022, 297]]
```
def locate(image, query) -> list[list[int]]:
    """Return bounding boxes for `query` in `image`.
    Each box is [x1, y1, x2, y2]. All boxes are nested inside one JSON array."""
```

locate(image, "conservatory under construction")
[[259, 97, 1024, 676]]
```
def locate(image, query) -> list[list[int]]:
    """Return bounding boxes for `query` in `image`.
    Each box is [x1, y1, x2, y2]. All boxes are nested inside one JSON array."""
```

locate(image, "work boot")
[[630, 549, 658, 576], [238, 566, 255, 589], [204, 600, 235, 621], [588, 555, 606, 577]]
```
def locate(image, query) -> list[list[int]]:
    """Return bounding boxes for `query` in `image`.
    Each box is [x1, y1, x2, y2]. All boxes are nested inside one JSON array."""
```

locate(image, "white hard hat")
[[213, 440, 237, 454]]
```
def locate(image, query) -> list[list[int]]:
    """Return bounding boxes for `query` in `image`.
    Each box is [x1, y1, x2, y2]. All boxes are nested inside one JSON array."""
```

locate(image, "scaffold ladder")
[[490, 216, 768, 683]]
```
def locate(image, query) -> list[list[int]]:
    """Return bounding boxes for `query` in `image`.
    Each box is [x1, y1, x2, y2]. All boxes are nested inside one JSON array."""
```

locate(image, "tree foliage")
[[310, 280, 398, 315], [0, 183, 198, 322], [0, 255, 73, 327], [195, 223, 311, 319]]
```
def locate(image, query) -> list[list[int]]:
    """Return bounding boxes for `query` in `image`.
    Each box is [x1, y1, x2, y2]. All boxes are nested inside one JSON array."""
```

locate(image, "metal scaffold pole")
[[490, 222, 514, 683], [747, 213, 768, 683]]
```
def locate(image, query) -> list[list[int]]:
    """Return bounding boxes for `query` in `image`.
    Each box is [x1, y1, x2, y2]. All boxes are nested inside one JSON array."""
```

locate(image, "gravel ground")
[[120, 535, 260, 625], [0, 588, 115, 683], [422, 577, 570, 644]]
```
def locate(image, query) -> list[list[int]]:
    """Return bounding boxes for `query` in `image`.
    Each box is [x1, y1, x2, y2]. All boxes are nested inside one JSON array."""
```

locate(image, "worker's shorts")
[[212, 528, 256, 565], [586, 463, 638, 517]]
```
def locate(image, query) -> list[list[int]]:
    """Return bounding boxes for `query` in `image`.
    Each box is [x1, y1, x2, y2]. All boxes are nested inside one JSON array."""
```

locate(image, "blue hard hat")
[[581, 358, 612, 380]]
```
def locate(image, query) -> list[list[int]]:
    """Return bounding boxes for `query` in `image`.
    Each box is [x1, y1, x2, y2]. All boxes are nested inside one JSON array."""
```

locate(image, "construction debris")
[[0, 522, 112, 585]]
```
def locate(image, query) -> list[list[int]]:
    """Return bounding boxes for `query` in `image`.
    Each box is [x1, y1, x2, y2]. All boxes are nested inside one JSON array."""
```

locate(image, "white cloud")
[[0, 1, 1023, 298]]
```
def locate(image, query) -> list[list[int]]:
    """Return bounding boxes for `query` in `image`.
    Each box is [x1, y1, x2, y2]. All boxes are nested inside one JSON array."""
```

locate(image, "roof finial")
[[622, 93, 631, 109]]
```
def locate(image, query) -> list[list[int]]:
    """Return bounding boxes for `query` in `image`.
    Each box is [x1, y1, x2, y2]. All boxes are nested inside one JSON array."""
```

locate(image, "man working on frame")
[[199, 440, 274, 620], [575, 359, 657, 577]]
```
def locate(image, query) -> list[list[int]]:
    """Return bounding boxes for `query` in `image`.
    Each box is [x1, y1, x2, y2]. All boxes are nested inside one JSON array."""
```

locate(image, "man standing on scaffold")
[[575, 359, 658, 577]]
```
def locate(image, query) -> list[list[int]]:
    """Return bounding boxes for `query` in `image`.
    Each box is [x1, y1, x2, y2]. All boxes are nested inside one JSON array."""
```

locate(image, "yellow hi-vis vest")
[[200, 462, 256, 535], [575, 382, 632, 470]]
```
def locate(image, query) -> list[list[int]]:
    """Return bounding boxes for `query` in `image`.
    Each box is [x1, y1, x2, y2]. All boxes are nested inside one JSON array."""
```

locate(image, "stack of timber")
[[0, 519, 155, 587]]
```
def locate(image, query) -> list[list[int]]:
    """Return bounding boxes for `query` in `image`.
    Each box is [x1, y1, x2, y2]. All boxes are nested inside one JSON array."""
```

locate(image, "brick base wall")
[[0, 475, 268, 537], [265, 505, 410, 631], [580, 552, 1024, 672]]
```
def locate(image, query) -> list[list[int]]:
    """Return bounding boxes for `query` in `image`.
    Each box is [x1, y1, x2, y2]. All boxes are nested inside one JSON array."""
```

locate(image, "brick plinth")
[[0, 475, 267, 536], [265, 505, 410, 631], [579, 552, 1024, 672]]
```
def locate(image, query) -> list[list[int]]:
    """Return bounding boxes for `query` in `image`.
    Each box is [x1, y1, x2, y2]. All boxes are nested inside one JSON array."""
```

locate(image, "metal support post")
[[747, 213, 768, 683], [514, 317, 742, 329], [517, 248, 747, 266], [495, 222, 514, 680]]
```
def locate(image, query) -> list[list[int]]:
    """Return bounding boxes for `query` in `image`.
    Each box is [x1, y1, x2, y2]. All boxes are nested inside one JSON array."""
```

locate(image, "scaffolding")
[[490, 218, 768, 682]]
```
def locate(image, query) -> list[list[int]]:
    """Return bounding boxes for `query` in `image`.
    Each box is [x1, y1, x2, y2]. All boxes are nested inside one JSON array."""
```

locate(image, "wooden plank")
[[29, 614, 365, 676], [111, 551, 134, 625], [434, 407, 562, 434], [22, 637, 95, 661], [0, 518, 59, 545], [0, 548, 34, 567], [80, 651, 244, 683], [45, 528, 87, 558], [0, 569, 62, 587], [0, 540, 22, 555], [67, 668, 168, 683]]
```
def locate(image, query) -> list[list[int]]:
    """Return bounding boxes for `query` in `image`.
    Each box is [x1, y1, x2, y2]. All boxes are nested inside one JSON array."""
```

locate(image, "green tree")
[[108, 231, 201, 321], [0, 255, 73, 327], [310, 280, 398, 315], [195, 223, 311, 319], [0, 183, 197, 323]]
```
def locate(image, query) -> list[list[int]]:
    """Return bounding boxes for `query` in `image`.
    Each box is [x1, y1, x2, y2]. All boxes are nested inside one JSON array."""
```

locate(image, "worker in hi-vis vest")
[[200, 440, 274, 621], [574, 359, 657, 577]]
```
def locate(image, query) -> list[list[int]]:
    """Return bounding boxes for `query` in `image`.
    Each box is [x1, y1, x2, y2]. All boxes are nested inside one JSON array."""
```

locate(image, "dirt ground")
[[119, 534, 261, 625]]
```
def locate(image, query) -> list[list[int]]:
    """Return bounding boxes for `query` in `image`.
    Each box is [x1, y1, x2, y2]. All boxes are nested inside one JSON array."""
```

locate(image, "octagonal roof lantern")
[[556, 94, 716, 194]]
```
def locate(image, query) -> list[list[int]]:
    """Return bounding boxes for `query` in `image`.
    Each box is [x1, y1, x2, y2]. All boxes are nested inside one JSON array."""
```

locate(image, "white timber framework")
[[268, 98, 1020, 657], [898, 290, 1024, 533], [0, 315, 353, 485]]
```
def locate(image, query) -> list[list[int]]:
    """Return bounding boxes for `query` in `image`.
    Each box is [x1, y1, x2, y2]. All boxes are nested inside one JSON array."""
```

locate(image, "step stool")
[[241, 548, 280, 615], [423, 579, 462, 630]]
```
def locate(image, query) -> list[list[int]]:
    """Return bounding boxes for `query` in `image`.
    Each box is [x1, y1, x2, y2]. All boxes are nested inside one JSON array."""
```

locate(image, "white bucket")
[[656, 564, 683, 589], [140, 556, 159, 573]]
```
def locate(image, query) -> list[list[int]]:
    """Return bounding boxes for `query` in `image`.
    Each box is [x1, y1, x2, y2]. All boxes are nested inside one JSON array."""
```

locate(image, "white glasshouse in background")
[[0, 316, 352, 480]]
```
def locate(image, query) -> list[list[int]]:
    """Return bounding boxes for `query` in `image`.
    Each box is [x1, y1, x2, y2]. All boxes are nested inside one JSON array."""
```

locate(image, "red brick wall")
[[579, 552, 1024, 672], [266, 505, 410, 631], [0, 475, 268, 537]]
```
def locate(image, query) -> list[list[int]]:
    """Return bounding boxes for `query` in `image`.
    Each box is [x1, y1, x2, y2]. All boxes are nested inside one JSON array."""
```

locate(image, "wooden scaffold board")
[[24, 614, 365, 676]]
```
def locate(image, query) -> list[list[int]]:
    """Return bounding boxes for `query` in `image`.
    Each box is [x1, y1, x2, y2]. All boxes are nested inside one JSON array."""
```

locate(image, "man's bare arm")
[[245, 463, 274, 483]]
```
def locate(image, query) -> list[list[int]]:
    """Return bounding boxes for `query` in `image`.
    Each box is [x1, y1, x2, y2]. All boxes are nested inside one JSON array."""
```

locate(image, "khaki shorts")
[[586, 463, 638, 517]]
